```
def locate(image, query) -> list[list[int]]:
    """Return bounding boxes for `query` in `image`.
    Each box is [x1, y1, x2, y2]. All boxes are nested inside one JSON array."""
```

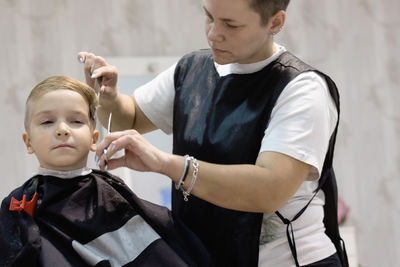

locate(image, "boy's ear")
[[90, 130, 99, 152], [22, 133, 35, 154]]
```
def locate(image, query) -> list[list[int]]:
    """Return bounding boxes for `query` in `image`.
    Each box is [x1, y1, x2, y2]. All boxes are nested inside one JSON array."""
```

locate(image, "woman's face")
[[203, 0, 274, 65]]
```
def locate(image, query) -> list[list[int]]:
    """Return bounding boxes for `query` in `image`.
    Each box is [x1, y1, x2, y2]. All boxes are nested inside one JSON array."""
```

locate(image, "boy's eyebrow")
[[33, 110, 53, 117], [34, 110, 87, 117], [202, 6, 238, 23]]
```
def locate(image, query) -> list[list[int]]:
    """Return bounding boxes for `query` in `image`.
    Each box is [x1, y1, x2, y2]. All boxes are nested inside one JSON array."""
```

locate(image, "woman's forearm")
[[162, 152, 310, 213]]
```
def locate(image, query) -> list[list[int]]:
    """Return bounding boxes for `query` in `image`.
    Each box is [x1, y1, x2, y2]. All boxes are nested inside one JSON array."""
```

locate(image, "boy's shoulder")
[[1, 177, 37, 207], [91, 168, 126, 185]]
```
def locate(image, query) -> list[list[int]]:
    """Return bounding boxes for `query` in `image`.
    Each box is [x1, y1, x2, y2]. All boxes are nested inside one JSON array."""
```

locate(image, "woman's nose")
[[207, 22, 224, 42]]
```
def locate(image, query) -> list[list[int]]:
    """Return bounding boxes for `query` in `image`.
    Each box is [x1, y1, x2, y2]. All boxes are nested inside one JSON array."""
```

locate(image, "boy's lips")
[[54, 144, 74, 149]]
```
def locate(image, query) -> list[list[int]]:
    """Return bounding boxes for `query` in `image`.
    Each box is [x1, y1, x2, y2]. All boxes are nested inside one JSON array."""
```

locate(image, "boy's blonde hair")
[[24, 75, 98, 131]]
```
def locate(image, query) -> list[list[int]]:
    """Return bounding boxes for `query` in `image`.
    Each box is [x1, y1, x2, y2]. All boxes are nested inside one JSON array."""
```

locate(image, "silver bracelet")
[[182, 157, 199, 201], [175, 155, 192, 190]]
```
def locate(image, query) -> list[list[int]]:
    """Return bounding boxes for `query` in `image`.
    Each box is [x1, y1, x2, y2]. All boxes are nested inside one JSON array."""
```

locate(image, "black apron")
[[172, 50, 348, 266]]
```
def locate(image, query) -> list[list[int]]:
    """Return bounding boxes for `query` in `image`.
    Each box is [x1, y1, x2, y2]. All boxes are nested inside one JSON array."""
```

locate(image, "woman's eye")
[[226, 23, 239, 29]]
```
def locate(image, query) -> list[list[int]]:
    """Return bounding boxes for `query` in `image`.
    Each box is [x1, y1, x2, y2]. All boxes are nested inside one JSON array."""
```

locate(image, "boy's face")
[[23, 89, 98, 171], [203, 0, 276, 64]]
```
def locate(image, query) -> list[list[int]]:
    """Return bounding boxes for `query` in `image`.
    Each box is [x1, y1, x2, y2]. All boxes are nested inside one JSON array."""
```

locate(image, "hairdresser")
[[78, 0, 347, 266]]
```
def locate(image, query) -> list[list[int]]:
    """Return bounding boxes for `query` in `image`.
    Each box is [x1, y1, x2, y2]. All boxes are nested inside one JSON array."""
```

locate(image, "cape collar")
[[37, 167, 92, 179]]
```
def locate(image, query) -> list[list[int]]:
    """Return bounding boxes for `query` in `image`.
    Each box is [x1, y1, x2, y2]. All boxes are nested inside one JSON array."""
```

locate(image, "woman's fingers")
[[91, 65, 119, 96], [79, 52, 97, 86], [96, 131, 128, 158], [98, 155, 126, 171], [96, 130, 139, 166], [95, 129, 162, 173], [91, 56, 107, 72], [78, 52, 119, 100], [77, 52, 87, 63], [77, 52, 111, 88]]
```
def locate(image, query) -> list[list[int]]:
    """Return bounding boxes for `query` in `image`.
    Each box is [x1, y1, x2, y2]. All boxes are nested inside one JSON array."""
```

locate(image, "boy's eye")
[[41, 120, 53, 125], [72, 120, 83, 124]]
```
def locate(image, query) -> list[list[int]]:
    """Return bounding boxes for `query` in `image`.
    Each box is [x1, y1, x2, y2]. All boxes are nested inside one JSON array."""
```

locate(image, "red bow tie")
[[9, 192, 39, 217]]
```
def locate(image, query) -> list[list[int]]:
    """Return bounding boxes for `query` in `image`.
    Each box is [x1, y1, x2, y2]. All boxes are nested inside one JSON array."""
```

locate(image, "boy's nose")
[[55, 122, 70, 136]]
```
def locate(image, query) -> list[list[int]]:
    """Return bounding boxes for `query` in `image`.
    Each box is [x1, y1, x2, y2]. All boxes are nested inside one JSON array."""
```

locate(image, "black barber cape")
[[0, 170, 212, 267]]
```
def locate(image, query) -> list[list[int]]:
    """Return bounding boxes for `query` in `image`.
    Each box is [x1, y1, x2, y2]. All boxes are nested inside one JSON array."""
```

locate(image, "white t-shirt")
[[134, 44, 338, 266]]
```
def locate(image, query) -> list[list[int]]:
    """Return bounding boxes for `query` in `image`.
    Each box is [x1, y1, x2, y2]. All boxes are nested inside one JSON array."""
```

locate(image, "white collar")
[[37, 167, 92, 179], [214, 43, 286, 77]]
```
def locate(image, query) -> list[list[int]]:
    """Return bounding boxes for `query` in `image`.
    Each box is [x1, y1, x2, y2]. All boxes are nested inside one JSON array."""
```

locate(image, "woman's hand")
[[77, 52, 119, 110], [95, 129, 311, 213], [95, 129, 169, 174]]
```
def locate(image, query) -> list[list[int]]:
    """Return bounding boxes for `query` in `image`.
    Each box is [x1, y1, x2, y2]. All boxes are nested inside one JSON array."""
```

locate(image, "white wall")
[[1, 0, 399, 266]]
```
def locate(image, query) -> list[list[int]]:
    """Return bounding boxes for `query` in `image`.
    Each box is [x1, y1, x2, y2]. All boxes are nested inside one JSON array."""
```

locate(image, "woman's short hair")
[[248, 0, 290, 25]]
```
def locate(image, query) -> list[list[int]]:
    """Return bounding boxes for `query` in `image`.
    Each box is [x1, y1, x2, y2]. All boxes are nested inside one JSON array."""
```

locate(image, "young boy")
[[0, 76, 212, 266]]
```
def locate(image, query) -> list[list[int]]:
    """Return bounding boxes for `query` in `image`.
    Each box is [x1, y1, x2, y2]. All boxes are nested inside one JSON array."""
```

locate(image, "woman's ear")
[[90, 130, 99, 152], [269, 10, 286, 35], [22, 133, 35, 154]]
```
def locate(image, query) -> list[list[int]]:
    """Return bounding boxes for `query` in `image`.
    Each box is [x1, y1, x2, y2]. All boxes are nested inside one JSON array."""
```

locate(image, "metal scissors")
[[103, 112, 112, 167], [93, 76, 112, 168]]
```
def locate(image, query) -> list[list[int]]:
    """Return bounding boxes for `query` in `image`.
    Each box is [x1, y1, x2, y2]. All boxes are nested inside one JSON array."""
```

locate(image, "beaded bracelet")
[[182, 157, 199, 201], [175, 155, 192, 190]]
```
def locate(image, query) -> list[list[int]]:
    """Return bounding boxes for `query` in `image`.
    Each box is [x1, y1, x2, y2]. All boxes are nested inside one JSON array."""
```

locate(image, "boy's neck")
[[37, 166, 92, 179]]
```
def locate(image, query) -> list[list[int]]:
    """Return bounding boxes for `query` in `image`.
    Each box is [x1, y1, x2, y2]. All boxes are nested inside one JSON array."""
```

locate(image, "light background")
[[1, 1, 399, 266]]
